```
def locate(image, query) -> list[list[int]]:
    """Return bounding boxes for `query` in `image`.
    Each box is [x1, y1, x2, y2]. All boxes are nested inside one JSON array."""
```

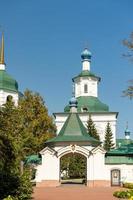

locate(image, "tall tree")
[[0, 90, 56, 199], [86, 115, 100, 141], [0, 98, 32, 200], [103, 122, 114, 151], [123, 32, 133, 99], [18, 89, 56, 155]]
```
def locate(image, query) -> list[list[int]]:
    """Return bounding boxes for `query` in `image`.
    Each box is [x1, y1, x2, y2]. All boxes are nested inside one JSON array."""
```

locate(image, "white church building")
[[0, 34, 133, 187], [35, 48, 133, 187]]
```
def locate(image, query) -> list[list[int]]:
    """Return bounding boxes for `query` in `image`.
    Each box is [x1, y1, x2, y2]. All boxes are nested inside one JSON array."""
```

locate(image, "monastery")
[[0, 34, 133, 187]]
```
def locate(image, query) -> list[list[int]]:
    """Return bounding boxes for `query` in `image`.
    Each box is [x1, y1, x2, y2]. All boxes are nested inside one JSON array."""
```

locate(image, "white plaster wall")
[[92, 151, 106, 180], [105, 164, 133, 183], [74, 77, 98, 98], [0, 90, 19, 106], [35, 151, 59, 182], [54, 114, 69, 134]]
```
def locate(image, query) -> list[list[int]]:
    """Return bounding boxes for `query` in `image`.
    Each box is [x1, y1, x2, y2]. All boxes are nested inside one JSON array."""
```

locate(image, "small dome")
[[125, 128, 130, 136], [69, 97, 78, 107], [81, 48, 92, 60]]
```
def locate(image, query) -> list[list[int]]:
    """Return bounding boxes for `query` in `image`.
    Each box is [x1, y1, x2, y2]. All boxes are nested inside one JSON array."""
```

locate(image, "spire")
[[125, 122, 130, 140], [0, 33, 4, 64], [0, 33, 5, 70], [69, 83, 78, 113]]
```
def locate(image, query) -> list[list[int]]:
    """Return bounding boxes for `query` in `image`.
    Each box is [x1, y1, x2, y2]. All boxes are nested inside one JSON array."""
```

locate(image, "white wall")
[[0, 90, 19, 106], [105, 164, 133, 183], [74, 77, 98, 98]]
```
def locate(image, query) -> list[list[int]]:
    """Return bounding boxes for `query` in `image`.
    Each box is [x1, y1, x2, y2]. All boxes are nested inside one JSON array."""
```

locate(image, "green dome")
[[0, 70, 18, 92], [64, 96, 109, 112]]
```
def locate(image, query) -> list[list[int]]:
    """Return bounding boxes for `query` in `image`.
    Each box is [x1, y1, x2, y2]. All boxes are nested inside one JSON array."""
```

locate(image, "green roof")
[[0, 70, 18, 92], [116, 139, 133, 147], [46, 113, 100, 144], [64, 96, 109, 112], [72, 70, 101, 81], [105, 155, 133, 164], [106, 140, 133, 164], [24, 155, 41, 165]]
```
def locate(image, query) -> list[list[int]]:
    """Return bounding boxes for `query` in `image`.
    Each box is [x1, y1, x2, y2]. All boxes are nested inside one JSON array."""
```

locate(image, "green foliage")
[[103, 122, 114, 151], [16, 169, 33, 200], [86, 115, 100, 140], [113, 189, 133, 199], [60, 153, 86, 179], [0, 89, 55, 199], [18, 89, 56, 155], [3, 195, 18, 200], [123, 183, 133, 189]]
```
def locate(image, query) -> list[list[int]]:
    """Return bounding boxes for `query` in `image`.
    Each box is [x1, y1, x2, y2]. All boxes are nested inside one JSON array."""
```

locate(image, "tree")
[[103, 122, 114, 151], [86, 115, 100, 141], [0, 90, 56, 199], [60, 153, 86, 180], [123, 32, 133, 61], [0, 98, 32, 200], [123, 32, 133, 98], [18, 89, 56, 155]]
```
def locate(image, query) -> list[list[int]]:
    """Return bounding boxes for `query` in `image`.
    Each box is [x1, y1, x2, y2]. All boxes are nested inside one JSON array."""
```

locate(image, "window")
[[84, 84, 88, 93], [6, 95, 13, 102], [82, 107, 88, 112]]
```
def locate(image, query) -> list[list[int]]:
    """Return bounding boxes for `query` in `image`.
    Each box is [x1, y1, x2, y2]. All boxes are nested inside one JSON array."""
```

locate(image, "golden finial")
[[0, 32, 4, 64]]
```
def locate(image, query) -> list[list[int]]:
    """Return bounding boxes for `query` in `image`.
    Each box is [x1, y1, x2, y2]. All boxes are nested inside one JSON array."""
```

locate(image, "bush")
[[123, 183, 133, 189], [113, 189, 133, 199], [16, 169, 33, 200], [3, 195, 18, 200]]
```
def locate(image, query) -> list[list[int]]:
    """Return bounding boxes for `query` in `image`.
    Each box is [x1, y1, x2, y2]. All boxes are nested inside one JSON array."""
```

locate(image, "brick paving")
[[32, 185, 120, 200]]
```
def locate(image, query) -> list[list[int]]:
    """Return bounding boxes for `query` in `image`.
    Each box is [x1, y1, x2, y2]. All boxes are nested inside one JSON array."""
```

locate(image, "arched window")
[[6, 95, 13, 102], [84, 84, 88, 93]]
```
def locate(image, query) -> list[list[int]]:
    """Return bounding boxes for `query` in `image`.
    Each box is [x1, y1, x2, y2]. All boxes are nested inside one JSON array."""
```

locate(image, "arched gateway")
[[35, 103, 108, 187]]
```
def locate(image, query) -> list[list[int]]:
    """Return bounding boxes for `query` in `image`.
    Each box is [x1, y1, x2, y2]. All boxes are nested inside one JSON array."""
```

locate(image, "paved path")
[[32, 186, 120, 200]]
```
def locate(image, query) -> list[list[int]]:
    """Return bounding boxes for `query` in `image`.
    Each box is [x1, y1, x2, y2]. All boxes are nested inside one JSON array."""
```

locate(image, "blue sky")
[[0, 0, 133, 138]]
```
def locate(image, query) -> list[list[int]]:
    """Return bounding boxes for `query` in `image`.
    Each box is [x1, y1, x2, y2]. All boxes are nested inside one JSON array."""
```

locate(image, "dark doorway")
[[111, 169, 121, 186], [60, 153, 87, 185]]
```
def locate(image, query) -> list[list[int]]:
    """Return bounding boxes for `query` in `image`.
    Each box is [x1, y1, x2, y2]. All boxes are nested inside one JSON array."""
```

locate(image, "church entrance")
[[60, 153, 87, 185]]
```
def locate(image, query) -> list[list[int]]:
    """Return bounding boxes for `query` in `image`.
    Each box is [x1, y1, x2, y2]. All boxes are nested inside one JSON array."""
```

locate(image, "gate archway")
[[60, 152, 87, 185]]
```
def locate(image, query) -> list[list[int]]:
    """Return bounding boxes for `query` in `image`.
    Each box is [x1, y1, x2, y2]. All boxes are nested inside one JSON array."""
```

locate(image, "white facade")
[[74, 76, 99, 98], [0, 90, 19, 106]]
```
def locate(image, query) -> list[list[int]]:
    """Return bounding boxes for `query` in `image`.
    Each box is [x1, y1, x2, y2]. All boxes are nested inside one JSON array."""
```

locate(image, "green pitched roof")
[[46, 113, 100, 144], [72, 70, 101, 81], [0, 70, 18, 92], [64, 96, 109, 112]]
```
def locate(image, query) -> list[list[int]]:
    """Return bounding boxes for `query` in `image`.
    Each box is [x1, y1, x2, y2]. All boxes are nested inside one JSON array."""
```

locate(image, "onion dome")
[[69, 96, 78, 108], [125, 128, 130, 137], [81, 48, 92, 61]]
